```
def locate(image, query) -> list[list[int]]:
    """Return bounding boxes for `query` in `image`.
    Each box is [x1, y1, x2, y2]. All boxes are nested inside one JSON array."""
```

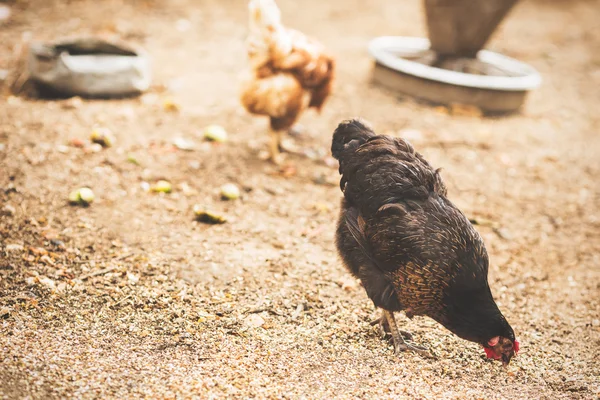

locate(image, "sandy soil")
[[1, 0, 599, 398]]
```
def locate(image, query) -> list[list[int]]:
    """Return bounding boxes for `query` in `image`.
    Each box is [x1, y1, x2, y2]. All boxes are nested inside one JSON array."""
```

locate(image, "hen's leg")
[[269, 129, 284, 164], [370, 315, 413, 341], [381, 310, 432, 357]]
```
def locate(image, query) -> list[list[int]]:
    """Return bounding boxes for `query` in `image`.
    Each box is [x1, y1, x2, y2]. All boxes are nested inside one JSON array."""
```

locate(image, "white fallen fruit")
[[79, 187, 95, 204], [90, 127, 115, 148], [127, 154, 140, 165], [69, 187, 95, 205], [203, 125, 228, 142], [152, 180, 172, 193], [163, 98, 180, 112], [193, 205, 227, 224], [173, 137, 195, 151], [220, 183, 240, 200], [68, 190, 80, 203]]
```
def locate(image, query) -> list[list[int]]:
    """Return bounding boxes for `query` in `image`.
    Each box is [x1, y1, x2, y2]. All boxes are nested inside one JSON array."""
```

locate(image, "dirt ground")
[[1, 0, 599, 399]]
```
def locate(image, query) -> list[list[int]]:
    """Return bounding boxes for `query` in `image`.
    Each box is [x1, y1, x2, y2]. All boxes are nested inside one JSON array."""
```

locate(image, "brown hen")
[[331, 119, 519, 364], [240, 0, 335, 164]]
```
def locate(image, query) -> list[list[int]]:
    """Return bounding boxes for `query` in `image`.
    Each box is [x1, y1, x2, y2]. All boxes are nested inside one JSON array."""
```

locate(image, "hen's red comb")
[[484, 346, 501, 359], [483, 339, 520, 359]]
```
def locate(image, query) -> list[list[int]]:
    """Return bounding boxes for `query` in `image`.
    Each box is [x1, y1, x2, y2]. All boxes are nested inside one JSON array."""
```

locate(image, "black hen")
[[332, 119, 519, 364]]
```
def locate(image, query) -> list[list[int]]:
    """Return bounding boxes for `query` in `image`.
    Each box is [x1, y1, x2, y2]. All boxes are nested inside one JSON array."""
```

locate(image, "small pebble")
[[70, 138, 85, 148], [88, 143, 104, 153], [244, 314, 265, 328], [188, 160, 201, 170], [50, 239, 66, 249], [38, 276, 56, 290], [0, 306, 10, 319], [140, 182, 151, 192], [5, 243, 24, 252], [127, 272, 139, 284], [2, 204, 16, 216]]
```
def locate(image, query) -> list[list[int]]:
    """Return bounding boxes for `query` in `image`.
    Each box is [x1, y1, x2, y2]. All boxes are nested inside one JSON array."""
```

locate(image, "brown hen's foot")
[[288, 124, 305, 137], [370, 316, 413, 341], [278, 138, 302, 155], [381, 310, 433, 358], [270, 152, 284, 165], [289, 124, 317, 142]]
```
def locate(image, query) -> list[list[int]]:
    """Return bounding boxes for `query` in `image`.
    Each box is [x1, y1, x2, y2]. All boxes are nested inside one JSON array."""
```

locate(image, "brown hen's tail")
[[308, 58, 335, 111], [331, 119, 375, 162], [308, 75, 333, 111]]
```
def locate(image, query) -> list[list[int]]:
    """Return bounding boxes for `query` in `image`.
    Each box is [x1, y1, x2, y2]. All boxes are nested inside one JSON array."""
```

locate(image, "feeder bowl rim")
[[368, 36, 542, 91]]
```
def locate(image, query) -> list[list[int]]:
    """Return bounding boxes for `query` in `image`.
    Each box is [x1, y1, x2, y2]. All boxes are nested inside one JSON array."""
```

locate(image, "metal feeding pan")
[[368, 36, 542, 113]]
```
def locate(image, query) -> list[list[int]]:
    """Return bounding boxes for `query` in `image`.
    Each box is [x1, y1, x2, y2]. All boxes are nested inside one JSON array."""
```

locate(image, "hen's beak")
[[501, 353, 513, 366]]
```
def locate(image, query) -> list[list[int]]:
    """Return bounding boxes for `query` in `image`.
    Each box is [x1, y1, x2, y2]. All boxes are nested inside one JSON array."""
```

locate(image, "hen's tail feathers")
[[308, 58, 335, 111], [331, 119, 375, 162]]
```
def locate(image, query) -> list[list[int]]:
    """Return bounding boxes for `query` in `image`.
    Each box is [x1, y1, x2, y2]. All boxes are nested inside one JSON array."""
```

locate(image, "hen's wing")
[[269, 29, 335, 110], [341, 135, 447, 216], [337, 204, 404, 311]]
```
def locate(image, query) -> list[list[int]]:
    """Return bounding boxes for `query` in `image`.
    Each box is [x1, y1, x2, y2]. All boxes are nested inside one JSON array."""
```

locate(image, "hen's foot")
[[269, 129, 284, 165], [270, 152, 284, 165], [278, 138, 303, 155], [381, 310, 434, 358], [288, 124, 305, 138], [370, 316, 413, 341], [288, 125, 317, 142]]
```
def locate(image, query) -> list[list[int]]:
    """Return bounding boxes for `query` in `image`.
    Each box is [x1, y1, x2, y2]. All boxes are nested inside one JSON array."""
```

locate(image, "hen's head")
[[483, 335, 520, 366], [248, 0, 282, 30]]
